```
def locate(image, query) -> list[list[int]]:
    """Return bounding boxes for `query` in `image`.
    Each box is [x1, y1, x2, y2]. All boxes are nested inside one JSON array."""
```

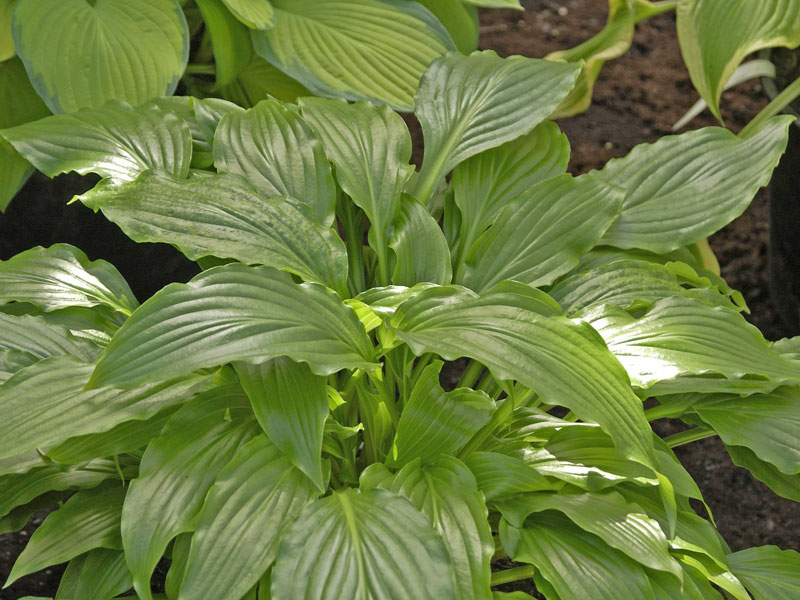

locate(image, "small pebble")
[[603, 141, 613, 150], [558, 6, 569, 16]]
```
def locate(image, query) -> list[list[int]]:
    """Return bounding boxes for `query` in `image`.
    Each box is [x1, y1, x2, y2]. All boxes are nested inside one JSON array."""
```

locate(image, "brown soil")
[[1, 1, 798, 598]]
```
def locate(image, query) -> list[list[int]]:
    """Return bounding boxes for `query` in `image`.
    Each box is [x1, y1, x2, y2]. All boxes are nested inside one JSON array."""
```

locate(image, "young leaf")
[[0, 313, 98, 363], [251, 0, 455, 110], [388, 362, 493, 468], [595, 117, 793, 253], [272, 488, 457, 599], [196, 0, 253, 87], [412, 51, 581, 205], [456, 173, 624, 293], [178, 435, 317, 600], [12, 0, 189, 113], [390, 197, 453, 287], [214, 98, 336, 226], [55, 548, 132, 600], [1, 100, 193, 182], [121, 385, 258, 600], [0, 245, 137, 315], [727, 545, 800, 600], [89, 264, 376, 389], [235, 358, 329, 491], [390, 283, 658, 469], [78, 172, 348, 293], [221, 0, 275, 29], [676, 0, 800, 121], [5, 482, 125, 587]]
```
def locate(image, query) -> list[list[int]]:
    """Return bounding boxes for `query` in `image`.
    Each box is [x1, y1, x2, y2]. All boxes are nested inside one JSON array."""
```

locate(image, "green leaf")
[[412, 51, 581, 205], [461, 0, 521, 7], [121, 385, 257, 600], [595, 118, 793, 253], [456, 174, 623, 293], [496, 490, 681, 578], [584, 297, 800, 393], [726, 444, 800, 502], [384, 457, 493, 600], [78, 172, 347, 293], [414, 0, 478, 54], [89, 265, 376, 389], [251, 0, 455, 110], [178, 435, 317, 600], [728, 546, 800, 600], [272, 488, 457, 599], [390, 282, 658, 469], [0, 349, 37, 385], [214, 98, 336, 226], [388, 361, 494, 468], [221, 0, 274, 29], [450, 121, 570, 261], [499, 513, 656, 600], [390, 197, 453, 286], [5, 482, 125, 586], [196, 0, 252, 86], [0, 0, 14, 60], [0, 313, 97, 362], [299, 97, 414, 285], [0, 355, 210, 461], [677, 0, 800, 121], [12, 0, 189, 113], [55, 549, 132, 600], [235, 358, 329, 491], [463, 452, 561, 501], [1, 99, 192, 182], [691, 387, 800, 474], [0, 244, 137, 314], [216, 55, 310, 107]]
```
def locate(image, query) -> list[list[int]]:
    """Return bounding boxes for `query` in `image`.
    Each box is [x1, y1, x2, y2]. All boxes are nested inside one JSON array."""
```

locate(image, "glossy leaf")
[[584, 297, 800, 393], [457, 174, 623, 293], [596, 118, 793, 252], [78, 172, 347, 293], [12, 0, 189, 113], [0, 244, 137, 314], [499, 513, 656, 600], [217, 55, 310, 106], [236, 358, 329, 491], [196, 0, 252, 86], [55, 548, 132, 600], [728, 545, 800, 600], [389, 197, 453, 286], [415, 0, 478, 54], [463, 452, 561, 502], [1, 100, 192, 182], [89, 265, 375, 389], [5, 482, 125, 586], [222, 0, 274, 29], [726, 445, 800, 503], [0, 313, 97, 362], [413, 51, 581, 204], [178, 435, 317, 600], [390, 282, 658, 468], [0, 355, 210, 461], [272, 488, 457, 599], [676, 0, 800, 121], [251, 0, 455, 110], [214, 98, 336, 226], [121, 386, 257, 599]]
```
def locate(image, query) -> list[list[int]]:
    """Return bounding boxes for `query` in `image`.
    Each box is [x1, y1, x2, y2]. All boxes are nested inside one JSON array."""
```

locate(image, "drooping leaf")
[[412, 51, 581, 205], [196, 0, 253, 86], [216, 55, 310, 107], [390, 197, 453, 286], [676, 0, 800, 121], [12, 0, 189, 113], [595, 118, 793, 252], [299, 97, 414, 284], [390, 282, 658, 469], [54, 548, 132, 600], [726, 444, 800, 503], [415, 0, 479, 54], [1, 100, 192, 182], [0, 244, 137, 314], [272, 488, 457, 599], [5, 482, 125, 586], [583, 297, 800, 393], [178, 435, 317, 600], [499, 513, 656, 600], [0, 313, 97, 362], [450, 121, 570, 261], [121, 385, 258, 600], [251, 0, 455, 110], [456, 174, 623, 293], [388, 361, 494, 468], [221, 0, 274, 29], [463, 452, 561, 502], [214, 98, 336, 226], [89, 265, 376, 389], [728, 545, 800, 600], [78, 172, 347, 293], [235, 358, 329, 491]]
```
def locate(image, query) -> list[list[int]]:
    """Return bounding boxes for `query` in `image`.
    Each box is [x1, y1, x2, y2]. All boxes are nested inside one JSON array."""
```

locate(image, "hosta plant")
[[3, 50, 800, 599]]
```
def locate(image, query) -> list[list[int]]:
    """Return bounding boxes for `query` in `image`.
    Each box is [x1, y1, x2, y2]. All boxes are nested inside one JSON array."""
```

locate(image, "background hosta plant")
[[2, 50, 800, 598]]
